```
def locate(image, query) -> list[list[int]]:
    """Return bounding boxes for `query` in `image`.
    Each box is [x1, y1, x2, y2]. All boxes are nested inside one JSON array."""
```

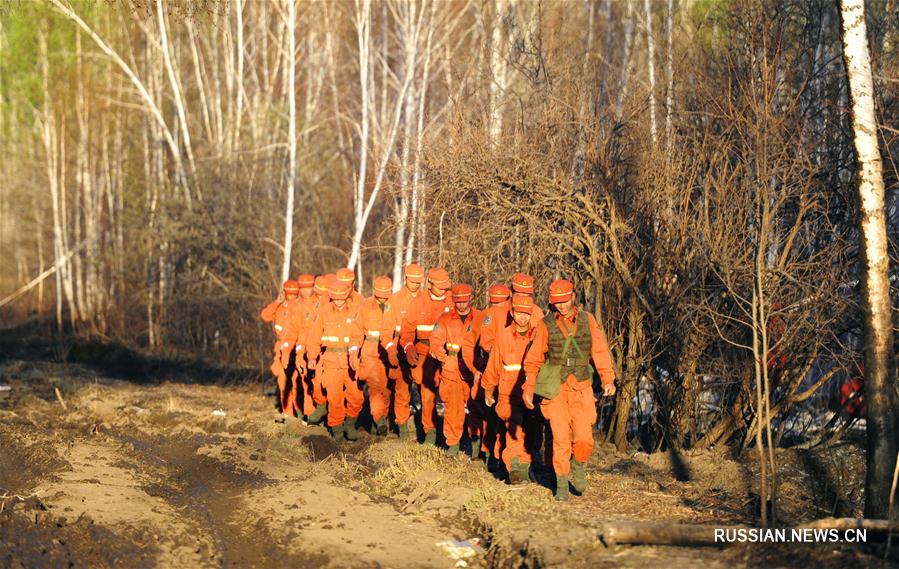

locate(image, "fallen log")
[[597, 521, 747, 547], [596, 518, 899, 547]]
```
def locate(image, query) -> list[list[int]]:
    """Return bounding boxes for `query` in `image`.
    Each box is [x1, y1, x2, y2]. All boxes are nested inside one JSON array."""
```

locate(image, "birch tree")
[[282, 0, 297, 282], [839, 0, 899, 520]]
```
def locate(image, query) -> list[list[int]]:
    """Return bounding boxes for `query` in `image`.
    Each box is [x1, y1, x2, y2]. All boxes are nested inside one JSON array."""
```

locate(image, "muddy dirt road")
[[0, 347, 889, 568]]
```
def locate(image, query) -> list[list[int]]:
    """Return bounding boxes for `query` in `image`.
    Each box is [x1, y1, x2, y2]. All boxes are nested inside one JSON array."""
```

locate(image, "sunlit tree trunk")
[[282, 0, 297, 283], [839, 0, 899, 520], [643, 0, 658, 145], [487, 0, 508, 143]]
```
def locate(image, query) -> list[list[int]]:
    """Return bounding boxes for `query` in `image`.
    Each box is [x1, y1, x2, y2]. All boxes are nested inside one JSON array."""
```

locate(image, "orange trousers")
[[468, 378, 498, 454], [299, 368, 326, 416], [439, 377, 468, 446], [272, 351, 300, 417], [410, 356, 441, 434], [319, 367, 364, 428], [495, 399, 530, 471], [539, 378, 597, 475], [392, 368, 413, 426], [357, 355, 391, 422]]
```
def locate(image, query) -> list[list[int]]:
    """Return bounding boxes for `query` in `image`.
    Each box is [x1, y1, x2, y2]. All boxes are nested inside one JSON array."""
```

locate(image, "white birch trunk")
[[665, 0, 674, 150], [839, 0, 899, 520], [643, 0, 658, 145], [487, 0, 508, 143], [157, 0, 198, 200], [282, 0, 297, 283]]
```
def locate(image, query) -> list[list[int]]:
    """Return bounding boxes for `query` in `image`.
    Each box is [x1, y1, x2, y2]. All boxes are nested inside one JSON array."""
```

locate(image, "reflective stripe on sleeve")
[[416, 324, 435, 332], [503, 363, 522, 371]]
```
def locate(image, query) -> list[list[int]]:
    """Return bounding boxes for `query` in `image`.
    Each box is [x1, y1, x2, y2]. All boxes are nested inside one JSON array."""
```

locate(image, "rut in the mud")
[[108, 430, 329, 568]]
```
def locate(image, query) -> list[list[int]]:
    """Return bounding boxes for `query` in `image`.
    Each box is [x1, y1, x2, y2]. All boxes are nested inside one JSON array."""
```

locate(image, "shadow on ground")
[[0, 322, 261, 387]]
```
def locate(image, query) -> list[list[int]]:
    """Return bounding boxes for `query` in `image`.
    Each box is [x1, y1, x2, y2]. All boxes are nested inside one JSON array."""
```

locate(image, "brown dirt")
[[0, 353, 893, 568]]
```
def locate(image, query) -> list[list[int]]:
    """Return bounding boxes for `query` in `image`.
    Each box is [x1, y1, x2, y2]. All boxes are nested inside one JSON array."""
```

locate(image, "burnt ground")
[[0, 336, 895, 568]]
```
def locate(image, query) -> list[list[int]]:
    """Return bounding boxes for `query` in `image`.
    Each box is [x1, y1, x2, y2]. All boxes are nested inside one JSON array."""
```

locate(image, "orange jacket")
[[532, 307, 616, 387], [291, 296, 321, 357], [360, 296, 391, 360], [381, 287, 420, 352], [260, 298, 304, 346], [461, 301, 511, 372], [399, 292, 454, 356], [482, 322, 545, 402], [430, 308, 481, 381], [303, 301, 364, 370]]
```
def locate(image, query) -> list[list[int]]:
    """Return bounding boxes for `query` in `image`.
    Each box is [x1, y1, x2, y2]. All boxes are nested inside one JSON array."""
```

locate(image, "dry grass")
[[358, 441, 555, 529]]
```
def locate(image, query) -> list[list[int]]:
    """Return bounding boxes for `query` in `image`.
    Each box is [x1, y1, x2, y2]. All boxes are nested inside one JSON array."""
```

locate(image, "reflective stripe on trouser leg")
[[439, 378, 467, 446]]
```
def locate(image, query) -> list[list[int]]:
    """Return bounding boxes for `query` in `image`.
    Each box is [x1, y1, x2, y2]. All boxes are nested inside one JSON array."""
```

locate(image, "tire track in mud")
[[108, 428, 329, 568]]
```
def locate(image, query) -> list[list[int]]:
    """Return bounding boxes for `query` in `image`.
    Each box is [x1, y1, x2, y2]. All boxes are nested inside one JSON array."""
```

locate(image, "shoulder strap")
[[558, 316, 587, 360]]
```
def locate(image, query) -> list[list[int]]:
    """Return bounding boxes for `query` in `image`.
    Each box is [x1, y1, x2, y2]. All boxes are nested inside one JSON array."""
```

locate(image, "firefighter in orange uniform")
[[382, 264, 425, 439], [261, 279, 304, 418], [396, 267, 453, 445], [358, 276, 394, 435], [461, 283, 511, 462], [298, 275, 331, 424], [430, 283, 482, 456], [301, 278, 365, 441], [531, 279, 616, 500], [335, 267, 365, 309], [482, 294, 545, 484], [288, 273, 316, 419]]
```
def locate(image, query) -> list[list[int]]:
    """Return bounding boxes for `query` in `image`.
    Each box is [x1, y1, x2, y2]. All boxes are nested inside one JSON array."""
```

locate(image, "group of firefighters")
[[260, 264, 617, 501]]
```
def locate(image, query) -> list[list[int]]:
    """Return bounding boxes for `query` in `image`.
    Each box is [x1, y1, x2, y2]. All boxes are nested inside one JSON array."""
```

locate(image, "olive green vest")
[[546, 314, 592, 382]]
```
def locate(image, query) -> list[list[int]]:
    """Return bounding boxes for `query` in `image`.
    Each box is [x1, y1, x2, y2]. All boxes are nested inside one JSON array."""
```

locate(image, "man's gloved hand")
[[433, 347, 448, 363], [484, 389, 496, 407], [405, 349, 420, 367], [387, 348, 400, 368], [523, 392, 535, 410], [349, 350, 360, 371], [307, 358, 318, 371], [602, 382, 617, 397]]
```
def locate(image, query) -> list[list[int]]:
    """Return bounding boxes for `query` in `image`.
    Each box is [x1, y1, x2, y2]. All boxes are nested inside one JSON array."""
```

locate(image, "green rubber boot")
[[518, 461, 531, 485], [423, 429, 437, 446], [469, 438, 481, 460], [570, 460, 587, 493], [397, 421, 411, 440], [375, 418, 389, 436], [344, 419, 359, 441], [330, 421, 345, 440], [509, 456, 528, 484], [446, 443, 460, 458], [555, 475, 570, 501], [308, 403, 328, 425]]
